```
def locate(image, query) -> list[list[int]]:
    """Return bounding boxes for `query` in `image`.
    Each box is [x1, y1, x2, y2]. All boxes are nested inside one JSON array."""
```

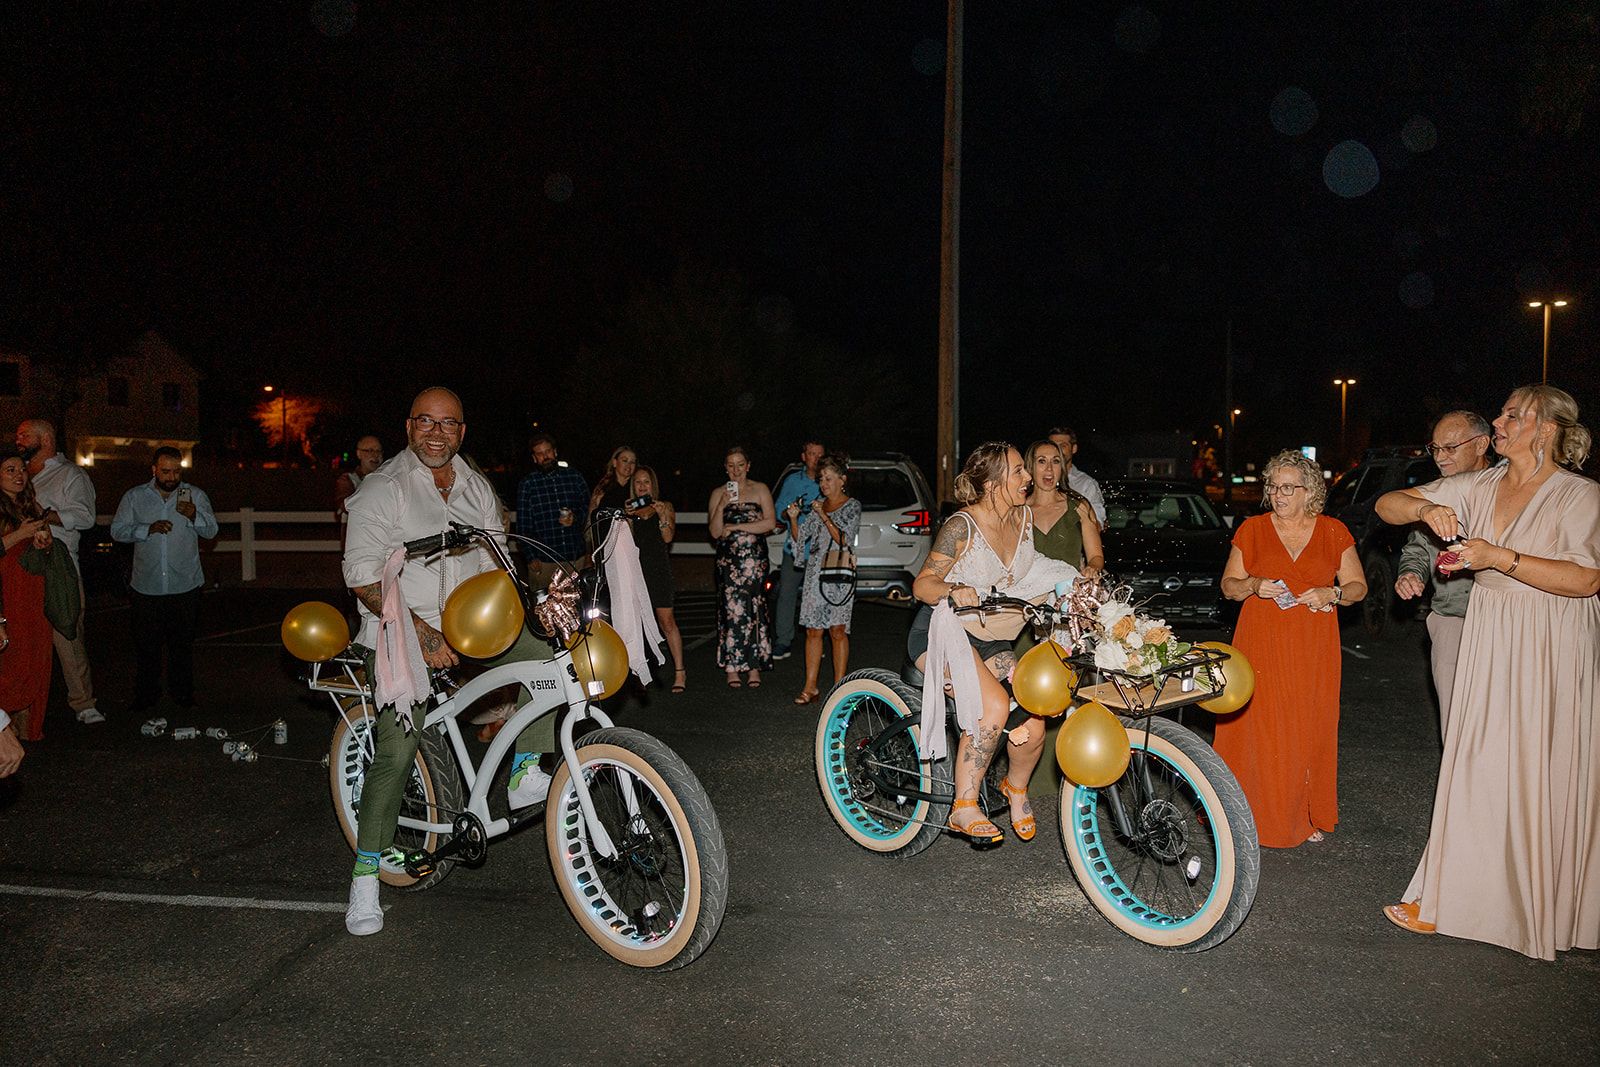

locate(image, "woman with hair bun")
[[1374, 384, 1600, 959], [910, 442, 1080, 844]]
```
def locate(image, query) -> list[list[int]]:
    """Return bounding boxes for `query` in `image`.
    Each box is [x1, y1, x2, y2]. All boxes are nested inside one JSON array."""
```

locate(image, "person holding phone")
[[627, 465, 686, 692], [110, 447, 218, 715], [786, 454, 861, 705], [708, 445, 776, 687], [1215, 449, 1367, 848]]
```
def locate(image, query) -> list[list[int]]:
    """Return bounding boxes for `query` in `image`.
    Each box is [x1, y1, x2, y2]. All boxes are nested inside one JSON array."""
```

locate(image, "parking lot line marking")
[[0, 884, 348, 914], [1341, 645, 1371, 659]]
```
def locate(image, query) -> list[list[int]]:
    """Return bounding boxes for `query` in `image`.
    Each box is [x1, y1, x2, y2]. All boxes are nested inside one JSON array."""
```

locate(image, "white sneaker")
[[507, 765, 553, 810], [76, 707, 105, 724], [345, 875, 383, 936]]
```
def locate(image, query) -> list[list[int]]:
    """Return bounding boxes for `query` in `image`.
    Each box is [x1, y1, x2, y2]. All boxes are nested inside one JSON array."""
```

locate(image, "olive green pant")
[[356, 627, 556, 852]]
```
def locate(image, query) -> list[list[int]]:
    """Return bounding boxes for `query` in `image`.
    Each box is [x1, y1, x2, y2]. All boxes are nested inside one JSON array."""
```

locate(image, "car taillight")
[[894, 509, 933, 534]]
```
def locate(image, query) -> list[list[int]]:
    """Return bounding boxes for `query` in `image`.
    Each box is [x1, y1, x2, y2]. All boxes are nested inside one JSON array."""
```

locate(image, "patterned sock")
[[509, 752, 540, 788], [352, 849, 381, 878]]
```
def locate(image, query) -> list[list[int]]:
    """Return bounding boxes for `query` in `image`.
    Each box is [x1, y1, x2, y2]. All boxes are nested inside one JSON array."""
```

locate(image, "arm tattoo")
[[925, 556, 954, 580], [353, 583, 384, 617], [930, 516, 969, 560], [417, 626, 444, 654]]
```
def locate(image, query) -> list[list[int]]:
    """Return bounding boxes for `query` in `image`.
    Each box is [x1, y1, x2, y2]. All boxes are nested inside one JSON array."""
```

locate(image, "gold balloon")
[[281, 601, 350, 662], [566, 619, 630, 700], [442, 570, 526, 659], [1055, 701, 1132, 788], [1194, 641, 1256, 714], [1011, 639, 1079, 718]]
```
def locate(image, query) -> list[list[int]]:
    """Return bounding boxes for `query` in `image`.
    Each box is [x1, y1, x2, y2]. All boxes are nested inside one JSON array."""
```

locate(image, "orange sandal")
[[1382, 901, 1436, 935], [948, 798, 1003, 844], [1000, 778, 1036, 841]]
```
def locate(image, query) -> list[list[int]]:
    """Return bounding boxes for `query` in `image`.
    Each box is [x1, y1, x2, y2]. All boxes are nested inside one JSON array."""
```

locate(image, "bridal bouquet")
[[1087, 592, 1191, 678]]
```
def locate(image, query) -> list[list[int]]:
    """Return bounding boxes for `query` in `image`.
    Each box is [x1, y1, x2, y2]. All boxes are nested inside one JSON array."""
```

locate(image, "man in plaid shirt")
[[516, 432, 590, 590]]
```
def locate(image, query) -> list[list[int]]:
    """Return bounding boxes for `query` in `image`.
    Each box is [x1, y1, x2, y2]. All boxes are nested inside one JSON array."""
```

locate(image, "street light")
[[1333, 379, 1356, 465], [264, 384, 287, 465], [1528, 300, 1568, 383]]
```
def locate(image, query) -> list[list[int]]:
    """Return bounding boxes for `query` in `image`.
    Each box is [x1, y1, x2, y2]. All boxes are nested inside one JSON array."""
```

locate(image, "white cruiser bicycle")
[[296, 521, 728, 970]]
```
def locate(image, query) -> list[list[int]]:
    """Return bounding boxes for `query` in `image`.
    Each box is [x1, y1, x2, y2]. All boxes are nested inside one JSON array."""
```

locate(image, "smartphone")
[[726, 480, 739, 504], [1272, 581, 1299, 610], [176, 486, 191, 503]]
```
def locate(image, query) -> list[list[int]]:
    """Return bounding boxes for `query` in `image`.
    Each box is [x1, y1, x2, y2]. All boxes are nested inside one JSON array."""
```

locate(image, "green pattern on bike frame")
[[820, 690, 929, 844], [1064, 743, 1219, 931]]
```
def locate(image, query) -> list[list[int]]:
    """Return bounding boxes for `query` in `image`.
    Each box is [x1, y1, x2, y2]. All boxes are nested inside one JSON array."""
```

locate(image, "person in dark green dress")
[[1016, 439, 1105, 654]]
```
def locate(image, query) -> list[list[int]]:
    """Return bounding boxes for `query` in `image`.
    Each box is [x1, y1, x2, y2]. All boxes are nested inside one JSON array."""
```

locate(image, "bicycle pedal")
[[403, 851, 437, 878]]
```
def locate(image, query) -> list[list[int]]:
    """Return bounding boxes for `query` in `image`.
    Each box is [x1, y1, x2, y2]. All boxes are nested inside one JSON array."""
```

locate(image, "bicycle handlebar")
[[403, 523, 480, 557]]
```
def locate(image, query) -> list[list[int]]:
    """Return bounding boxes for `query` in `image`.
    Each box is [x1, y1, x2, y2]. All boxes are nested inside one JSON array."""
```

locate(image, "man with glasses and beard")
[[1393, 411, 1496, 741], [340, 387, 557, 936]]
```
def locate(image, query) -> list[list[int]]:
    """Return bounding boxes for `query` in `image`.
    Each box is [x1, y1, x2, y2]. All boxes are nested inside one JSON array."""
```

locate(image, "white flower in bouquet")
[[1096, 599, 1134, 629], [1094, 640, 1131, 671]]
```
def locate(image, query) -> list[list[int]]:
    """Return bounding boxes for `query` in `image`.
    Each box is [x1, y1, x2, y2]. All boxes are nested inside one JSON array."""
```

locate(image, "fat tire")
[[328, 700, 463, 890], [545, 727, 728, 970], [815, 668, 951, 858], [1059, 714, 1259, 951]]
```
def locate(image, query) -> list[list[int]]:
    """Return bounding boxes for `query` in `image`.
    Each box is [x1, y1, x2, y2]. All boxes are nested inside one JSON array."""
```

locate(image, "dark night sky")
[[3, 1, 1597, 483]]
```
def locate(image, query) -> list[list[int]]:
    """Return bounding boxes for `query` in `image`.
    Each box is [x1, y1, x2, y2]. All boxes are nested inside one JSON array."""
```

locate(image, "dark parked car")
[[1100, 479, 1232, 629], [1323, 446, 1437, 634]]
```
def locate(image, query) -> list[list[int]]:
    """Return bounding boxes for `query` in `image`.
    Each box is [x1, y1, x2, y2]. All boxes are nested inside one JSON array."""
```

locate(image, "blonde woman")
[[1373, 384, 1600, 958]]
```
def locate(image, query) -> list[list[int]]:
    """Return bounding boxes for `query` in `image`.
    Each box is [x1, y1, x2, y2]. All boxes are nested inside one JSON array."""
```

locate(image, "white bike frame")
[[312, 646, 627, 859]]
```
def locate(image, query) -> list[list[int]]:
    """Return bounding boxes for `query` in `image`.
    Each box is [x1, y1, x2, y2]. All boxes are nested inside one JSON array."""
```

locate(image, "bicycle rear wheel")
[[1059, 714, 1259, 951], [328, 701, 462, 890], [815, 668, 950, 858], [545, 727, 728, 970]]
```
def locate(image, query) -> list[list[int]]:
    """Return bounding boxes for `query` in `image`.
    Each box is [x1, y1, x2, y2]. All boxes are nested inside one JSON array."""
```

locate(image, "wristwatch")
[[1331, 587, 1342, 604]]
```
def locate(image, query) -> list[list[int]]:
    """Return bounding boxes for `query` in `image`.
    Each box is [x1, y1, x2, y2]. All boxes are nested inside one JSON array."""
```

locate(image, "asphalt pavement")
[[2, 589, 1597, 1066]]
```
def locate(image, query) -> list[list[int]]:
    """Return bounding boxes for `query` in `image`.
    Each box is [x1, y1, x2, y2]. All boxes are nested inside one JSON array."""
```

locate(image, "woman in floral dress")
[[708, 445, 776, 687], [786, 454, 862, 705]]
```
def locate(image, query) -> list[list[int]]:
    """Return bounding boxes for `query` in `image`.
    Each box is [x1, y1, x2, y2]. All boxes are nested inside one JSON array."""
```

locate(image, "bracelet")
[[1505, 550, 1521, 575]]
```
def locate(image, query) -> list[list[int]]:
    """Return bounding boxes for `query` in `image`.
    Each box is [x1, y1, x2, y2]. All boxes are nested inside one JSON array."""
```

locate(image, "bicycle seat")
[[901, 660, 925, 688]]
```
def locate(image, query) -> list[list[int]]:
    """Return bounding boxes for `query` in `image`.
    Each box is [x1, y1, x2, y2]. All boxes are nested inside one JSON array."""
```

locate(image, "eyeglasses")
[[1426, 434, 1486, 457], [1264, 484, 1305, 496], [409, 415, 463, 433]]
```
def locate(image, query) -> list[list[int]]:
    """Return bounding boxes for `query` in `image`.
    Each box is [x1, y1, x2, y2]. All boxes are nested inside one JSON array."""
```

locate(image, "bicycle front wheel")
[[815, 668, 950, 858], [328, 701, 462, 890], [1060, 714, 1259, 951], [545, 727, 728, 970]]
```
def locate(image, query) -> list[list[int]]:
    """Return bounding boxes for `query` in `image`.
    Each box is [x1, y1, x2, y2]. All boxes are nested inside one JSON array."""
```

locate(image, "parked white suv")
[[765, 452, 935, 599]]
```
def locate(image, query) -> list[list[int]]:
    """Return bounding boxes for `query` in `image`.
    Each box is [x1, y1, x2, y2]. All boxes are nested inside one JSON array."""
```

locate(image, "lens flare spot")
[[1270, 87, 1318, 136], [1399, 272, 1434, 309], [1323, 140, 1380, 198], [310, 0, 356, 37], [1401, 114, 1438, 153], [544, 173, 574, 203]]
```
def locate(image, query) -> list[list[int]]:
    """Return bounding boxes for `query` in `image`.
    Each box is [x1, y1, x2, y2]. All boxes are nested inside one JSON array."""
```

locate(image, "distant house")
[[0, 330, 200, 467]]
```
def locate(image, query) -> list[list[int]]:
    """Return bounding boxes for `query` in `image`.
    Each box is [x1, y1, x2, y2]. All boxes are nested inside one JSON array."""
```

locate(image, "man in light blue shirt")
[[110, 447, 218, 713], [771, 439, 824, 659]]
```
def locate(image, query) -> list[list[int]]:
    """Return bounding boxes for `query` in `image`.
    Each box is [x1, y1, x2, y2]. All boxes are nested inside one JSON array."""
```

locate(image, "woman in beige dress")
[[1374, 384, 1600, 959]]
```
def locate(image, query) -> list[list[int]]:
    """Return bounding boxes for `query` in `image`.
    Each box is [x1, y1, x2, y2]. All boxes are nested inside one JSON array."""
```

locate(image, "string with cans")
[[139, 716, 328, 766]]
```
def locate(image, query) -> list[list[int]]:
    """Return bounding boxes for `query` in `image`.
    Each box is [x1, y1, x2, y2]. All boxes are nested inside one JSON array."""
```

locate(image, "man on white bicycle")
[[341, 386, 557, 936]]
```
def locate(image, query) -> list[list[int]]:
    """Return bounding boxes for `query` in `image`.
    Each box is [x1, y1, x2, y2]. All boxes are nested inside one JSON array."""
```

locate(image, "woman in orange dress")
[[0, 452, 56, 741], [1214, 450, 1368, 848]]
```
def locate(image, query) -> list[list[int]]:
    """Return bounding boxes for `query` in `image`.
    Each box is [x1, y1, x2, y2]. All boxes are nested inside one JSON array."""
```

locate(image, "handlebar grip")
[[403, 534, 448, 559], [403, 533, 447, 556]]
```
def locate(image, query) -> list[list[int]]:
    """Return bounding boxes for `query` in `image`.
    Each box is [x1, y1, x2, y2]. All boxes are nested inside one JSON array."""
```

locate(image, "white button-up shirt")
[[31, 454, 96, 570], [110, 480, 219, 596], [342, 448, 509, 649], [1068, 465, 1107, 527]]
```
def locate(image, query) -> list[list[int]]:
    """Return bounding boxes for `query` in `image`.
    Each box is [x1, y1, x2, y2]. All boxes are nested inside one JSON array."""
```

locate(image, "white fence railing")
[[99, 509, 721, 582]]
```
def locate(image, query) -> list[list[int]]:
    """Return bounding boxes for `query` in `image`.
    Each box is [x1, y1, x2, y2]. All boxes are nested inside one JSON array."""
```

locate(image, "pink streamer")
[[374, 547, 430, 731], [919, 601, 983, 761], [601, 520, 664, 685]]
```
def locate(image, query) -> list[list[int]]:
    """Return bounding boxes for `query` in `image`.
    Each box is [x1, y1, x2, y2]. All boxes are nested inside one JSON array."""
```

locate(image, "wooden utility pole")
[[937, 0, 963, 506]]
